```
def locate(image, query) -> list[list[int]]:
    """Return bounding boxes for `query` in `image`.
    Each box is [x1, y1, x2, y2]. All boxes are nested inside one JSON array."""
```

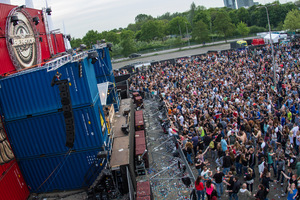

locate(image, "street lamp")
[[257, 5, 276, 85], [185, 22, 190, 47]]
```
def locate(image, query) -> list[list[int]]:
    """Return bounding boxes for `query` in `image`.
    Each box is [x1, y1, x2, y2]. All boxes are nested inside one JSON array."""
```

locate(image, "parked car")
[[129, 53, 141, 59]]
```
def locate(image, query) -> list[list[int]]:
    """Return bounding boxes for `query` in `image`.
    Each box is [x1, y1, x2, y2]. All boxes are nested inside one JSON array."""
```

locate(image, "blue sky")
[[8, 0, 297, 38]]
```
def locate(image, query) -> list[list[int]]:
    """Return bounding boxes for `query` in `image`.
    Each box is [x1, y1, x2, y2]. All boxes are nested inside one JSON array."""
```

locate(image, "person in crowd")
[[205, 179, 215, 200], [212, 167, 225, 198], [195, 176, 205, 200], [254, 184, 266, 200], [238, 183, 252, 199], [225, 176, 241, 200], [130, 39, 300, 200]]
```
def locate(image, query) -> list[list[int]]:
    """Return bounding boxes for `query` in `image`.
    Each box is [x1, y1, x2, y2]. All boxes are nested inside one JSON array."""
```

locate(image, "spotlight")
[[46, 7, 52, 15], [18, 5, 26, 9], [88, 51, 99, 64], [76, 44, 86, 52], [11, 15, 19, 26], [107, 43, 113, 52], [33, 17, 39, 25], [79, 44, 86, 49], [91, 57, 98, 64], [97, 150, 108, 159], [66, 34, 71, 41]]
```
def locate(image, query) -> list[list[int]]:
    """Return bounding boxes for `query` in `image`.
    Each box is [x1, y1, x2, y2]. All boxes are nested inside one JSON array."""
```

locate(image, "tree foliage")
[[140, 20, 165, 42], [120, 30, 136, 57], [82, 30, 101, 47], [74, 1, 299, 57], [192, 20, 209, 43], [135, 14, 153, 23], [70, 38, 83, 48], [167, 16, 190, 35], [237, 21, 250, 37], [214, 11, 235, 42], [283, 9, 300, 31]]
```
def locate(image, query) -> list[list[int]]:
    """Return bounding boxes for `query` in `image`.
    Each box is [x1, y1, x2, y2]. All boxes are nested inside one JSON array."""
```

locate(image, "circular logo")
[[6, 9, 38, 70]]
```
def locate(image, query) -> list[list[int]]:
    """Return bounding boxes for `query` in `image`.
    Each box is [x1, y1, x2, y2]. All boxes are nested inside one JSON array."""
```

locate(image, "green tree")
[[192, 20, 209, 43], [82, 30, 102, 47], [140, 20, 165, 42], [237, 21, 250, 38], [167, 16, 189, 36], [214, 11, 235, 42], [229, 10, 238, 25], [283, 9, 300, 31], [120, 30, 136, 57], [70, 38, 83, 48], [249, 25, 266, 33], [188, 2, 196, 27], [236, 7, 249, 25], [105, 31, 120, 44], [135, 14, 153, 23], [193, 9, 210, 26]]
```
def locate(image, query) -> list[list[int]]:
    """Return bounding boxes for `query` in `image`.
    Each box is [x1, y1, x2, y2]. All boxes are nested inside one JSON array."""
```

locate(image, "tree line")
[[70, 1, 300, 57]]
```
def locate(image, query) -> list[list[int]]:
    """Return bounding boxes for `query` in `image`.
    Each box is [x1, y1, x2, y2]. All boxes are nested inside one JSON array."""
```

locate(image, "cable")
[[34, 149, 72, 193]]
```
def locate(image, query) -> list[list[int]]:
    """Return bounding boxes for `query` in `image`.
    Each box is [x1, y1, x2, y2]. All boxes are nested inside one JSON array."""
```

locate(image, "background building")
[[224, 0, 237, 9]]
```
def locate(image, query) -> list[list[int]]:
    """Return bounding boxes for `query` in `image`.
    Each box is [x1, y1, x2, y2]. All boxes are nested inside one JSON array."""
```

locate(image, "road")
[[112, 36, 256, 70], [112, 43, 229, 69]]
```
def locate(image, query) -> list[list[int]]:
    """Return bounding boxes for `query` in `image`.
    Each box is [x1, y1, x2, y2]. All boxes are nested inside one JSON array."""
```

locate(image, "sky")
[[8, 0, 298, 38]]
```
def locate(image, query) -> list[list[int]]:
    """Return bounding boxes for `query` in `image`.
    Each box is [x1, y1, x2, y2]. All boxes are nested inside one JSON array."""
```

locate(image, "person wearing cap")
[[213, 166, 225, 198]]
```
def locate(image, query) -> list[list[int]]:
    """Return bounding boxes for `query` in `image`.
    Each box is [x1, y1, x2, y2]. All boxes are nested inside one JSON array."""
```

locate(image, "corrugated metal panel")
[[0, 4, 16, 38], [0, 161, 30, 200], [94, 48, 112, 77], [103, 47, 113, 74], [54, 34, 66, 53], [6, 96, 106, 159], [19, 149, 105, 193], [39, 34, 51, 62], [96, 73, 115, 84], [0, 38, 17, 75], [0, 57, 99, 121], [0, 160, 14, 177]]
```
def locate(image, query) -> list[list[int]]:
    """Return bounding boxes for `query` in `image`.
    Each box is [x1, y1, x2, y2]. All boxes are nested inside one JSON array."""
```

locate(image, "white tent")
[[264, 34, 280, 44], [97, 82, 114, 106]]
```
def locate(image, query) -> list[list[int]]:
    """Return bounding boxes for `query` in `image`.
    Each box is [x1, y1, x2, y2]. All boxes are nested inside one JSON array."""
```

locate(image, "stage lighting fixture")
[[33, 17, 39, 25]]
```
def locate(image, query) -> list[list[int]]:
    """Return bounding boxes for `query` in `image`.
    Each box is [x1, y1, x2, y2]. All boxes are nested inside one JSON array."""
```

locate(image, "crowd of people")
[[129, 38, 300, 200]]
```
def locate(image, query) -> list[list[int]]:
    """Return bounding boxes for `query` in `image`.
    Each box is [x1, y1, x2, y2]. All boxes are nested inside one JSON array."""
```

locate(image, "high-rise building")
[[224, 0, 237, 9], [237, 0, 255, 8]]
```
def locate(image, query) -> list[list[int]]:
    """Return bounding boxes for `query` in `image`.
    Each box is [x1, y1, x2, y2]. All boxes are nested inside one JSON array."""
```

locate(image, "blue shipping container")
[[18, 149, 107, 193], [0, 57, 98, 121], [5, 96, 108, 159], [96, 73, 115, 85], [93, 47, 113, 77]]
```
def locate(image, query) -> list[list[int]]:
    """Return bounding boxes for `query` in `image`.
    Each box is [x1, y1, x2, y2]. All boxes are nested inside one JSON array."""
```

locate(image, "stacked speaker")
[[57, 80, 75, 148]]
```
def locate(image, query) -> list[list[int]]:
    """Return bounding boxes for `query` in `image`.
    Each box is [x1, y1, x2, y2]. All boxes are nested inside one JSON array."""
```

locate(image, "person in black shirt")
[[261, 172, 276, 198], [223, 171, 234, 198], [213, 167, 225, 197], [223, 150, 233, 175], [254, 184, 267, 200], [225, 176, 241, 200]]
